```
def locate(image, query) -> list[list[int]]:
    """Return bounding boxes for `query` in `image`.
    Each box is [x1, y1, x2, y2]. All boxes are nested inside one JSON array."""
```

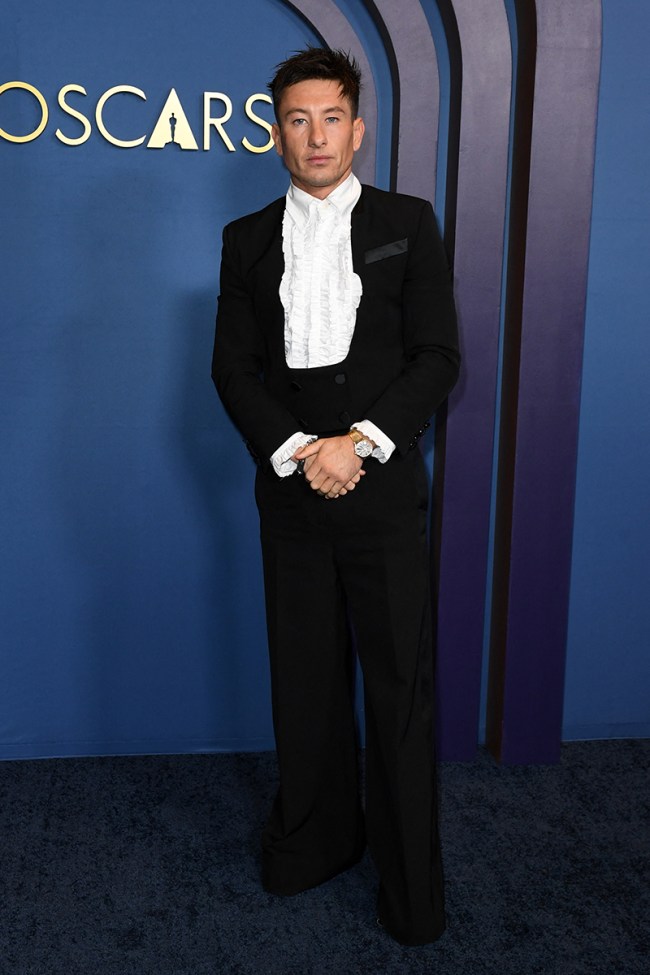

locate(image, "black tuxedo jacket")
[[213, 184, 459, 467]]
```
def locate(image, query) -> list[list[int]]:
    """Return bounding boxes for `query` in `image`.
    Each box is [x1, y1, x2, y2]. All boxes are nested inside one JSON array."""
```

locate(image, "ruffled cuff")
[[271, 432, 316, 477]]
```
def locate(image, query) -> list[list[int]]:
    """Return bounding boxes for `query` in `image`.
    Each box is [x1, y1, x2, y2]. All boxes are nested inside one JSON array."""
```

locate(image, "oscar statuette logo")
[[0, 82, 274, 153]]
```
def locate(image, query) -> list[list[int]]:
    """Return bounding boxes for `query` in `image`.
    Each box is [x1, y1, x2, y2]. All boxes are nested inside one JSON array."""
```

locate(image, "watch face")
[[355, 440, 373, 458]]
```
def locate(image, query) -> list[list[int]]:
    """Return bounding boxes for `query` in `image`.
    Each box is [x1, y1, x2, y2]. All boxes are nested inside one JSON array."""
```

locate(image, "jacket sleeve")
[[212, 222, 300, 464], [364, 200, 460, 454]]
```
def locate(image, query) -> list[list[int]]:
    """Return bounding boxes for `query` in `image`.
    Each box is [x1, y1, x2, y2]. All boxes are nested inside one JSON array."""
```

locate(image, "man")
[[213, 48, 459, 946]]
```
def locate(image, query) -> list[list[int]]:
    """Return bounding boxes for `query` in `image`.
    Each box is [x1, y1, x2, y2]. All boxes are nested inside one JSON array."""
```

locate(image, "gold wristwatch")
[[348, 429, 375, 458]]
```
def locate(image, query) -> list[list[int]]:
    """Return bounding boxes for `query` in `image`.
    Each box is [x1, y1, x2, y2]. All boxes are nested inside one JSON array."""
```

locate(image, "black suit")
[[213, 183, 459, 946]]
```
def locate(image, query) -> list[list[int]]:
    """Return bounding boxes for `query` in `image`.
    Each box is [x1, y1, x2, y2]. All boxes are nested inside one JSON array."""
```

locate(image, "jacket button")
[[334, 373, 347, 384], [338, 411, 351, 425], [290, 380, 302, 392]]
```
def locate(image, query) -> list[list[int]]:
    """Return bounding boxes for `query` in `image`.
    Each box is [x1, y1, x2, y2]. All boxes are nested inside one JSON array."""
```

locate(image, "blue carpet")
[[1, 741, 648, 974]]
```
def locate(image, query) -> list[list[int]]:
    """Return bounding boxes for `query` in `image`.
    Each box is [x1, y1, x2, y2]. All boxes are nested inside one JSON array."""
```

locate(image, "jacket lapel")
[[351, 186, 368, 279], [249, 199, 285, 346]]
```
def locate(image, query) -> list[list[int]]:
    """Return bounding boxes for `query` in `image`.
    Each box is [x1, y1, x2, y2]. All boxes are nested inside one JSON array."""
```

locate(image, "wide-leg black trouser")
[[255, 448, 445, 946]]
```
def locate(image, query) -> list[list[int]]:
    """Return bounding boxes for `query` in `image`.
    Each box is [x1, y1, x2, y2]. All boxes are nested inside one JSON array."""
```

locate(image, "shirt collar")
[[285, 172, 362, 229]]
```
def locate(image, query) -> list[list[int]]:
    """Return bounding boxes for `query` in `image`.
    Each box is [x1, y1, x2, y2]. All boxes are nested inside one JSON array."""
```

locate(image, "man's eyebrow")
[[284, 106, 346, 116]]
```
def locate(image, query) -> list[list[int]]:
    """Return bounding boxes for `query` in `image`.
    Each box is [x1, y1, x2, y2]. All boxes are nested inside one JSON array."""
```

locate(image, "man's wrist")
[[348, 428, 375, 458], [351, 420, 395, 463]]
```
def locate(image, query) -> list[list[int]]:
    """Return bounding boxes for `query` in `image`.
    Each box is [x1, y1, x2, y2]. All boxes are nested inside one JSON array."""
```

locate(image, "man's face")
[[272, 79, 365, 199]]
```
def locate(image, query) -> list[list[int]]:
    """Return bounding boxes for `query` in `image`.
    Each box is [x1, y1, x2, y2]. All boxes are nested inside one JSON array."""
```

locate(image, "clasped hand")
[[293, 435, 365, 499]]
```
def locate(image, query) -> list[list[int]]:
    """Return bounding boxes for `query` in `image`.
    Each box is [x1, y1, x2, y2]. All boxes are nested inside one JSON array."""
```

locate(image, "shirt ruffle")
[[280, 177, 363, 369]]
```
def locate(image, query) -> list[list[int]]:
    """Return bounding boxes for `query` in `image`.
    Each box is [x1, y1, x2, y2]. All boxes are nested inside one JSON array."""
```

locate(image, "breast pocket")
[[360, 240, 409, 306], [364, 238, 408, 264]]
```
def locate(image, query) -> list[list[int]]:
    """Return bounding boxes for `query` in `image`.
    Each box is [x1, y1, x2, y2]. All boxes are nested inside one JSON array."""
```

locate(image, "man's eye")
[[292, 118, 307, 126], [326, 116, 340, 123]]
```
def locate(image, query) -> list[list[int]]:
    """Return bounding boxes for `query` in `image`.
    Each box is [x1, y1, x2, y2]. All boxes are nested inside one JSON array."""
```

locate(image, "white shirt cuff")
[[270, 432, 316, 477], [352, 420, 396, 463]]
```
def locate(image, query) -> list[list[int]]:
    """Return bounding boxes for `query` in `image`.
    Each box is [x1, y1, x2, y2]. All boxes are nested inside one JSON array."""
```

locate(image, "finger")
[[293, 439, 322, 460], [304, 458, 325, 482], [325, 481, 345, 498], [310, 473, 333, 493], [330, 476, 357, 498]]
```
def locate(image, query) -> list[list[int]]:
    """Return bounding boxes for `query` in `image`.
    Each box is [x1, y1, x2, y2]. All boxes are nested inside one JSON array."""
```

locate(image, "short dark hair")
[[268, 47, 362, 121]]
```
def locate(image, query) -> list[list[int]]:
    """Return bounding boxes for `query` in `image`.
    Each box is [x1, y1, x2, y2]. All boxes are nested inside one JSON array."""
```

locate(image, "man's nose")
[[309, 123, 326, 146]]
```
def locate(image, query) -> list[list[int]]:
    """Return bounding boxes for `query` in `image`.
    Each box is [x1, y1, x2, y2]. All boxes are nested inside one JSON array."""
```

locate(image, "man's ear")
[[353, 116, 365, 152], [271, 123, 283, 158]]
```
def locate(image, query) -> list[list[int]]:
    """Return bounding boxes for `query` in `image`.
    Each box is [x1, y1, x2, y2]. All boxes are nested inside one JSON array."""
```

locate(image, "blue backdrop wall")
[[1, 0, 648, 760], [563, 0, 650, 741]]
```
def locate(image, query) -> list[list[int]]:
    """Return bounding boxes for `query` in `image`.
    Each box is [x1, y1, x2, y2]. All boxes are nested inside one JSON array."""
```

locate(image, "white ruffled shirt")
[[271, 174, 395, 477]]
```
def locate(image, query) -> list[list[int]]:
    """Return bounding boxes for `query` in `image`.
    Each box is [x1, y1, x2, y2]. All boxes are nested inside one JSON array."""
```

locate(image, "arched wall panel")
[[487, 0, 602, 763], [433, 0, 512, 760], [371, 0, 440, 199]]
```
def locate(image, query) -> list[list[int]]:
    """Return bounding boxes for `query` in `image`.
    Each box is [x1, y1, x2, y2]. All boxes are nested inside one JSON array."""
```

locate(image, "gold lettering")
[[1, 85, 282, 154], [242, 93, 273, 154], [203, 92, 235, 152], [55, 85, 92, 145], [96, 85, 146, 148], [0, 81, 48, 143]]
